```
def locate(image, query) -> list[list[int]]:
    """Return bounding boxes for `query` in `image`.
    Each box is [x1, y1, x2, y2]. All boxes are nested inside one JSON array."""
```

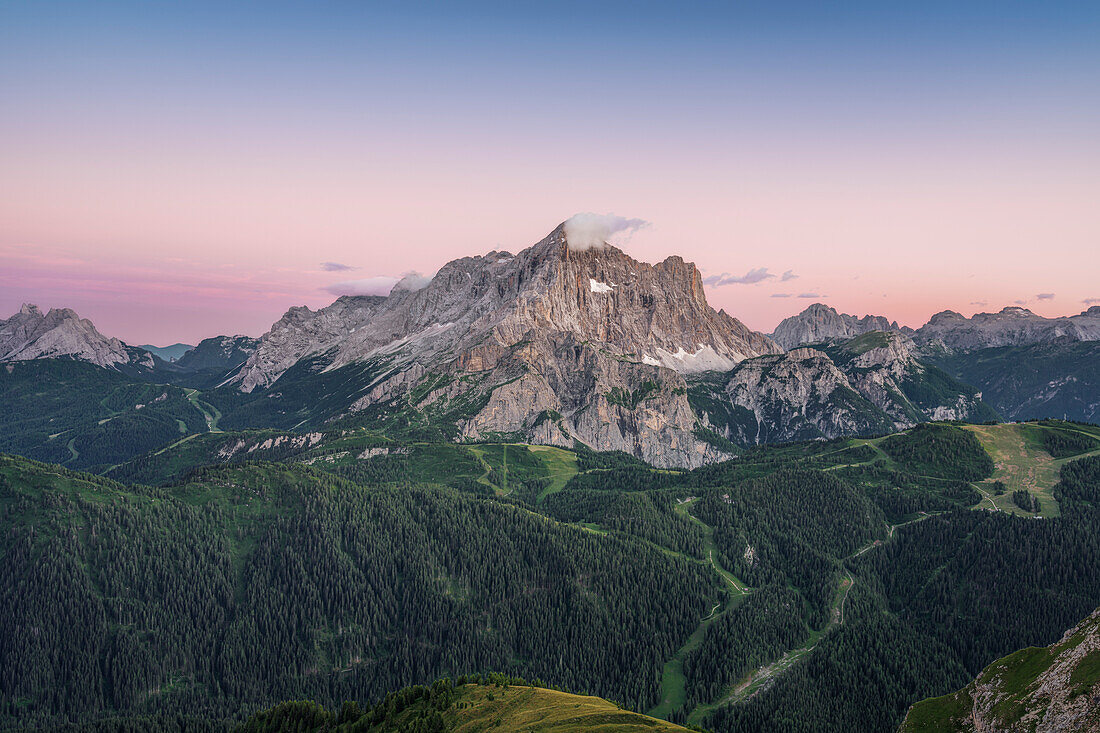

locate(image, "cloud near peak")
[[323, 276, 398, 297], [322, 270, 433, 297], [1036, 292, 1055, 301], [321, 261, 357, 272], [563, 213, 649, 251]]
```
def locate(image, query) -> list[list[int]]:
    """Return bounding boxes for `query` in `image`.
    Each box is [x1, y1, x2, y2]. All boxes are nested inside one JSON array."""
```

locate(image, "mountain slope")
[[0, 359, 209, 468], [220, 224, 781, 466], [0, 455, 716, 728], [901, 607, 1100, 733], [930, 340, 1100, 422], [770, 303, 903, 350], [176, 335, 258, 372]]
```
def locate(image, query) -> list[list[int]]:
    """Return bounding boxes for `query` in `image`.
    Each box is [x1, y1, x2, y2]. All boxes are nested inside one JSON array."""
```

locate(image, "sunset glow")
[[3, 1, 1098, 343]]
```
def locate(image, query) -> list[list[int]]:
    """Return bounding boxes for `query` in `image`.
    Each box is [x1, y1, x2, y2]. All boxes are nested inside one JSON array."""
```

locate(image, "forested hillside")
[[0, 360, 209, 469], [0, 457, 714, 728], [2, 421, 1099, 732]]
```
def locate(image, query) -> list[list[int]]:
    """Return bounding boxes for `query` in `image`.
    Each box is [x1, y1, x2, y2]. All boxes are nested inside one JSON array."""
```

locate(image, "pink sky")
[[2, 136, 1097, 345], [2, 3, 1098, 344]]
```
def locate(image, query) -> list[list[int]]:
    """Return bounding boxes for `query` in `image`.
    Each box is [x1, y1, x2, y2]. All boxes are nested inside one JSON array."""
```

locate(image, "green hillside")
[[0, 359, 210, 469], [240, 679, 693, 732]]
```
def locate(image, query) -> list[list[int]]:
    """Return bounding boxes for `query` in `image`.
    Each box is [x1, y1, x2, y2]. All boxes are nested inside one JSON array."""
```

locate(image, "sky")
[[2, 1, 1098, 345]]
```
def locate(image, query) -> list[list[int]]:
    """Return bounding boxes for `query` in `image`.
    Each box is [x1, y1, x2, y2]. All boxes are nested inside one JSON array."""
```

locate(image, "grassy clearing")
[[446, 684, 691, 732], [527, 445, 580, 501], [964, 422, 1100, 518]]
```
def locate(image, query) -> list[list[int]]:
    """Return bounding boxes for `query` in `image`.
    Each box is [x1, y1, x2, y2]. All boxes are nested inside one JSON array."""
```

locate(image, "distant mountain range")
[[772, 301, 1100, 351], [139, 342, 194, 362], [3, 221, 1098, 466]]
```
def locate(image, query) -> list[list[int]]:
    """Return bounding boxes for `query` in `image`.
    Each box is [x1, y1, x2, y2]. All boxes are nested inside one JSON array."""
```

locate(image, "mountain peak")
[[1, 304, 146, 370], [226, 222, 778, 466]]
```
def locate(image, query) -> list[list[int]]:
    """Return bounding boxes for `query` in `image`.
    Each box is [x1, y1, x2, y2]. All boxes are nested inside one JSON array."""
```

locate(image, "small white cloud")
[[321, 262, 357, 272], [563, 212, 649, 251], [770, 293, 791, 298], [1036, 293, 1055, 301], [780, 270, 798, 282], [1014, 299, 1028, 305], [703, 268, 775, 286], [970, 301, 988, 307], [797, 292, 825, 299]]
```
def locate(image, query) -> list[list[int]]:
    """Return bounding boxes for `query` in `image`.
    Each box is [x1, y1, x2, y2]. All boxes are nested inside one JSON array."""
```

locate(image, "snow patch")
[[641, 354, 662, 367], [654, 344, 740, 373], [589, 278, 615, 294]]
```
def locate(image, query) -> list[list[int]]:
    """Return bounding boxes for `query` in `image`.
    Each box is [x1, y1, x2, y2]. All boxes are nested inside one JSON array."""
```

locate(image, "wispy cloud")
[[1036, 292, 1055, 301], [1084, 297, 1100, 305], [1014, 299, 1028, 305], [780, 270, 798, 282], [770, 293, 791, 298], [323, 276, 399, 297], [797, 292, 825, 299], [970, 300, 987, 307], [703, 268, 774, 286], [321, 262, 357, 272], [563, 213, 649, 251]]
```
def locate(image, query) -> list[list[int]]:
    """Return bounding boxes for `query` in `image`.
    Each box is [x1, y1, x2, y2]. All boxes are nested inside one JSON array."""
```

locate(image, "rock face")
[[901, 606, 1100, 733], [771, 303, 903, 350], [690, 331, 993, 445], [227, 224, 781, 466], [915, 306, 1100, 351], [0, 304, 152, 370], [175, 335, 259, 373]]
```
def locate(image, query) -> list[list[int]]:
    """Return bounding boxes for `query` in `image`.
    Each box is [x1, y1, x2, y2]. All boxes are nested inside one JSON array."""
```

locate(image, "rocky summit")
[[226, 223, 781, 467], [0, 303, 152, 370]]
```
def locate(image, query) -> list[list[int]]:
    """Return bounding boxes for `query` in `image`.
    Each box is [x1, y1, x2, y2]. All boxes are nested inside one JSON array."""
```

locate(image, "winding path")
[[647, 498, 752, 721]]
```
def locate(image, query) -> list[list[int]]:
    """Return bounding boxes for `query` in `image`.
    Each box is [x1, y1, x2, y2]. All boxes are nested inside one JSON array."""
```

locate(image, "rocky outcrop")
[[901, 606, 1100, 732], [823, 331, 991, 425], [225, 223, 781, 467], [915, 306, 1100, 351], [771, 303, 904, 350], [0, 304, 153, 370], [690, 347, 896, 445], [690, 331, 994, 445]]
